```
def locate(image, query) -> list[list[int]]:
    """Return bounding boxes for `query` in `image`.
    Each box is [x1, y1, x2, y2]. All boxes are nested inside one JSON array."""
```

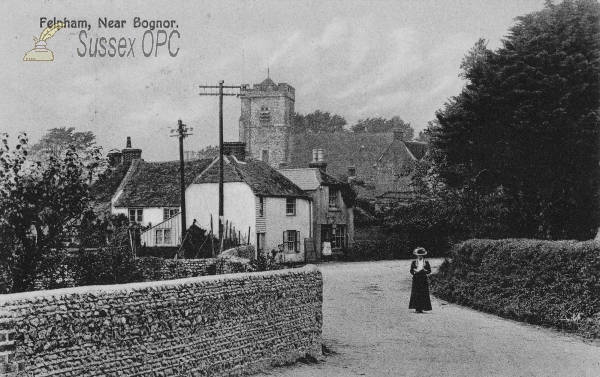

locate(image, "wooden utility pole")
[[171, 119, 193, 255], [199, 81, 241, 252]]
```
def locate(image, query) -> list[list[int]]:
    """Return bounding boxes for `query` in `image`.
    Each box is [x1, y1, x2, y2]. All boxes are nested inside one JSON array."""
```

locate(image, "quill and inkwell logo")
[[23, 21, 65, 61]]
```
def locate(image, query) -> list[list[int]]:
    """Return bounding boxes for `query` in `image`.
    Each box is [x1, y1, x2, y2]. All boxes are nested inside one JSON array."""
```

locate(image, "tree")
[[293, 110, 348, 133], [431, 0, 600, 239], [30, 127, 96, 159], [415, 130, 431, 143], [194, 145, 219, 159], [0, 133, 102, 292], [351, 116, 415, 139]]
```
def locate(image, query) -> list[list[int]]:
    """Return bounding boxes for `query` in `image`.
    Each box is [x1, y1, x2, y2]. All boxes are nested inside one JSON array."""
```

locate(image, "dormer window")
[[260, 106, 271, 121]]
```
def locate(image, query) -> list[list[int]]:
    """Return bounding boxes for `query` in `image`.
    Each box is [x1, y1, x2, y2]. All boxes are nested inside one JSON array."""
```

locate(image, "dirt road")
[[261, 260, 600, 377]]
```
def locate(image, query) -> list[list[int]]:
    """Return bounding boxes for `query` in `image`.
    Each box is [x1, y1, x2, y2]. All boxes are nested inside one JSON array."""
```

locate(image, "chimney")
[[106, 149, 123, 168], [223, 142, 246, 162], [121, 136, 142, 167], [309, 148, 327, 173], [393, 128, 404, 141], [348, 166, 356, 183]]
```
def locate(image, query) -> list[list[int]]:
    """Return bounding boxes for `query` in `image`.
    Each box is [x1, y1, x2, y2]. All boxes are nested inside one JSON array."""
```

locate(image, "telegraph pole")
[[171, 119, 193, 255], [219, 81, 224, 251], [199, 81, 241, 253]]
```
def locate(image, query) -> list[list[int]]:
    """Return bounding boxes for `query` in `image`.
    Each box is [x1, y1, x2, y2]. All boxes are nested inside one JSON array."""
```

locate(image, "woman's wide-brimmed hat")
[[413, 247, 427, 256]]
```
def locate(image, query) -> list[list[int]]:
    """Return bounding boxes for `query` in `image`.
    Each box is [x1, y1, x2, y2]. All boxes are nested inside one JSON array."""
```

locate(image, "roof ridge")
[[112, 159, 142, 206], [403, 143, 417, 161], [229, 156, 248, 183]]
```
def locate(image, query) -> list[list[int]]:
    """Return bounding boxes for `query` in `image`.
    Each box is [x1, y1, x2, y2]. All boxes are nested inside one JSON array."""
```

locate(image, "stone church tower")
[[239, 77, 295, 168]]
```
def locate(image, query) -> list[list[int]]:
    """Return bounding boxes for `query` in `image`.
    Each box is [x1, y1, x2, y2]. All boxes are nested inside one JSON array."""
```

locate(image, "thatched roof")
[[113, 159, 213, 208], [90, 165, 130, 213]]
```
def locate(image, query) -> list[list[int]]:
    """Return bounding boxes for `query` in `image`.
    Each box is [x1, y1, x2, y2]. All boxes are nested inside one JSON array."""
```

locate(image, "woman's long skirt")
[[409, 273, 432, 311]]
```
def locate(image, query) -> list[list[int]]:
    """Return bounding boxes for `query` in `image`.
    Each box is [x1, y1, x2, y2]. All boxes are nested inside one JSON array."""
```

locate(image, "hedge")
[[338, 236, 446, 262], [430, 239, 600, 337]]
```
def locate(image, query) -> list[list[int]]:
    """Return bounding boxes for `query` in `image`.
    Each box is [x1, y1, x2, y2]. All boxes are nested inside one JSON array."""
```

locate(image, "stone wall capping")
[[0, 265, 319, 306]]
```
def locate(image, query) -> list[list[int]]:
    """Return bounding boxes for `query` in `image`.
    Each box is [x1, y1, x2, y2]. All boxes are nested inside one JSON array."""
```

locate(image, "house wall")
[[264, 197, 311, 263], [310, 186, 355, 259], [0, 267, 323, 377], [186, 182, 256, 245], [112, 206, 167, 227]]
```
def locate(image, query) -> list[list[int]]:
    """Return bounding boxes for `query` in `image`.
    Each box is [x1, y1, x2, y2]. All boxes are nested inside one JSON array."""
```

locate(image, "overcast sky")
[[1, 0, 546, 161]]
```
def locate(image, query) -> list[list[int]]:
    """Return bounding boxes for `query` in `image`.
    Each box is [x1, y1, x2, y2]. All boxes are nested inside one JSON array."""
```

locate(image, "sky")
[[1, 0, 547, 161]]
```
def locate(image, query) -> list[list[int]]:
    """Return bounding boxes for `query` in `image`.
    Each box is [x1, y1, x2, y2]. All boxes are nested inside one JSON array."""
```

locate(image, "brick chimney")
[[308, 148, 327, 173], [121, 137, 142, 166], [348, 166, 356, 183], [223, 142, 246, 162]]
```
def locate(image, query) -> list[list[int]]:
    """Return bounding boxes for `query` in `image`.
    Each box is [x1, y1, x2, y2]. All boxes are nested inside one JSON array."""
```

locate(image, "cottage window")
[[329, 188, 339, 207], [258, 196, 264, 217], [331, 225, 347, 249], [163, 207, 179, 220], [286, 198, 296, 215], [128, 208, 143, 223], [283, 230, 300, 253], [155, 229, 172, 245]]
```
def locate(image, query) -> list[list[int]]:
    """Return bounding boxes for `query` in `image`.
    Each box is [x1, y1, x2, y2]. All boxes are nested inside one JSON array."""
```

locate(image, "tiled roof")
[[194, 157, 309, 199], [114, 159, 213, 208], [289, 132, 393, 182], [260, 77, 277, 87], [279, 168, 344, 191], [289, 132, 429, 202]]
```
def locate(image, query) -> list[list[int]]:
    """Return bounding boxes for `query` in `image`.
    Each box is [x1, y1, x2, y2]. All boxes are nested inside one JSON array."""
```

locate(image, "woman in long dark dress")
[[409, 247, 432, 313]]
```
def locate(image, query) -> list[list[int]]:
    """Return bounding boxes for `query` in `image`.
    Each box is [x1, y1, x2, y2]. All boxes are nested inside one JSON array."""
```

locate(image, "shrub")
[[340, 235, 445, 262], [71, 246, 142, 286], [431, 239, 600, 336]]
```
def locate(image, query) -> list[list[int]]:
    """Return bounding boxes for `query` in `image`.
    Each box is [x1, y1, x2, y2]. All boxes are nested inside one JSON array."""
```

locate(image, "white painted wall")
[[186, 182, 257, 244], [264, 197, 311, 263], [112, 206, 166, 227]]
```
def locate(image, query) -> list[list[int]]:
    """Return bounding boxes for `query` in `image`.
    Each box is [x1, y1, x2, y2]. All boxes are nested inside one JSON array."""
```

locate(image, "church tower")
[[239, 77, 295, 168]]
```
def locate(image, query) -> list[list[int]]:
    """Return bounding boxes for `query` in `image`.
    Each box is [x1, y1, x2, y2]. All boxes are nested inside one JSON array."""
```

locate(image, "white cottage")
[[90, 137, 213, 247], [91, 139, 311, 261], [186, 146, 312, 263]]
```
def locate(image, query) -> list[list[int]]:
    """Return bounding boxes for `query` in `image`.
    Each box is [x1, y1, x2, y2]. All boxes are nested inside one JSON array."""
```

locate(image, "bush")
[[71, 246, 142, 286], [249, 249, 285, 271], [431, 239, 600, 337]]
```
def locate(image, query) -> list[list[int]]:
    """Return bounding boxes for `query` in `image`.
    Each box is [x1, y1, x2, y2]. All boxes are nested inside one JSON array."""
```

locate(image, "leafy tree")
[[293, 110, 348, 133], [189, 145, 219, 159], [0, 133, 102, 292], [431, 0, 600, 240], [30, 127, 96, 159], [415, 130, 431, 143], [351, 116, 415, 139]]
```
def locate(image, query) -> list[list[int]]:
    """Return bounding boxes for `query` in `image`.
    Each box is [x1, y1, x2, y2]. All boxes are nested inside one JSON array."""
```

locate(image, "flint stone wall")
[[0, 266, 322, 376]]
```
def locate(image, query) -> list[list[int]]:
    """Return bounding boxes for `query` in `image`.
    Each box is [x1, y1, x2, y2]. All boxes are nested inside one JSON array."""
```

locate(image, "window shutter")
[[296, 231, 300, 253], [283, 230, 287, 251]]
